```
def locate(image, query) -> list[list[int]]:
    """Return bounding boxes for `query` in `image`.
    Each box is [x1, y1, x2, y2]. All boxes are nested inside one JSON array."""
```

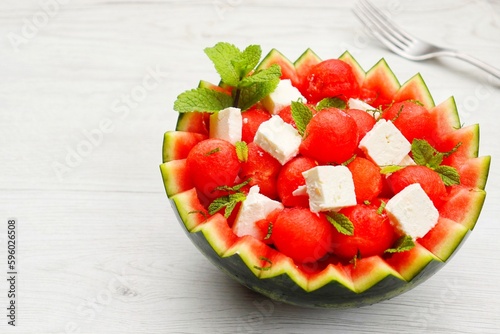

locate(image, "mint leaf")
[[376, 200, 386, 215], [204, 42, 241, 86], [208, 192, 246, 218], [187, 210, 208, 221], [214, 178, 251, 193], [232, 44, 261, 79], [342, 154, 357, 166], [380, 165, 405, 174], [317, 97, 346, 111], [204, 147, 221, 156], [350, 249, 361, 268], [237, 78, 280, 111], [326, 212, 354, 236], [174, 87, 233, 113], [385, 235, 415, 253], [238, 64, 281, 88], [442, 141, 462, 158], [291, 100, 313, 136], [264, 222, 273, 240], [411, 139, 443, 168], [235, 141, 248, 163], [391, 104, 405, 122], [434, 165, 461, 186], [254, 256, 272, 271]]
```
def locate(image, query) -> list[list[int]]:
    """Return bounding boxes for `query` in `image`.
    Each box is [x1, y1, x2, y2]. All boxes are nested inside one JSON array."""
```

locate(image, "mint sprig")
[[385, 235, 415, 253], [208, 192, 246, 218], [237, 76, 280, 111], [174, 88, 233, 113], [316, 97, 346, 111], [380, 165, 405, 175], [326, 212, 354, 236], [235, 141, 248, 163], [174, 42, 282, 113], [411, 139, 461, 186], [290, 100, 313, 136], [208, 179, 251, 218]]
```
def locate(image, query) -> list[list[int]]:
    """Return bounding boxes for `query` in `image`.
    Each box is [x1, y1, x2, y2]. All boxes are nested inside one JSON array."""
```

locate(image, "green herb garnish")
[[208, 179, 251, 218], [326, 212, 354, 236], [376, 200, 386, 215], [316, 97, 346, 110], [254, 256, 273, 271], [290, 100, 313, 136], [204, 147, 221, 156], [208, 192, 246, 218], [411, 139, 461, 186], [385, 235, 415, 253], [379, 165, 405, 175], [174, 42, 281, 113], [235, 141, 248, 163]]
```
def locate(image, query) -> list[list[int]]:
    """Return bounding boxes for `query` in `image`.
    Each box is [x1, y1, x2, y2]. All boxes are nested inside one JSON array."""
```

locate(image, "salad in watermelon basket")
[[160, 42, 490, 308]]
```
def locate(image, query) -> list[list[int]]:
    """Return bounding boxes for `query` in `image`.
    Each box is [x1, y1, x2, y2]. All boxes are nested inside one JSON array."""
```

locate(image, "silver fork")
[[354, 0, 500, 80]]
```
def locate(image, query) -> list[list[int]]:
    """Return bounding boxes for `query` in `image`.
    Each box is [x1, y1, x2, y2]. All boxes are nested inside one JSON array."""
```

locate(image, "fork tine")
[[354, 3, 409, 53], [357, 0, 414, 46]]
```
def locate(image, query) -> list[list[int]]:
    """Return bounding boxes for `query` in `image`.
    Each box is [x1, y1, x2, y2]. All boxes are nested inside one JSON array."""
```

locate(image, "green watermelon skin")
[[170, 194, 450, 308], [161, 47, 490, 308]]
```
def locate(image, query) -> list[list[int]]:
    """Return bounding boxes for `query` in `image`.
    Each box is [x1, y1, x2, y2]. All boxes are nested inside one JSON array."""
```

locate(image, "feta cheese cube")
[[302, 165, 356, 213], [358, 119, 411, 166], [385, 183, 439, 239], [254, 115, 302, 165], [232, 186, 284, 239], [347, 98, 381, 119], [347, 98, 374, 111], [262, 79, 304, 114], [399, 155, 416, 166], [292, 185, 307, 197], [209, 107, 242, 144]]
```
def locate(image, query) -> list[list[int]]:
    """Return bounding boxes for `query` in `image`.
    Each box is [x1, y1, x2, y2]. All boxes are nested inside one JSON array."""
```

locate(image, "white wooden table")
[[1, 0, 499, 333]]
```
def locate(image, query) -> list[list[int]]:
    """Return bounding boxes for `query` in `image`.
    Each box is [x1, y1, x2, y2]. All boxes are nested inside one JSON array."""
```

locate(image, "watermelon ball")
[[303, 59, 361, 104], [299, 108, 359, 165], [382, 101, 433, 143], [346, 156, 383, 203], [272, 207, 335, 263], [345, 108, 376, 140], [387, 165, 447, 208], [254, 208, 282, 244], [186, 138, 241, 204], [239, 142, 282, 199], [277, 156, 317, 207], [242, 108, 271, 143], [331, 203, 397, 260]]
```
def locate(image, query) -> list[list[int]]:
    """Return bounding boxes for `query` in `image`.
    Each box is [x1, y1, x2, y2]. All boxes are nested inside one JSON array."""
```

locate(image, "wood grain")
[[0, 0, 499, 333]]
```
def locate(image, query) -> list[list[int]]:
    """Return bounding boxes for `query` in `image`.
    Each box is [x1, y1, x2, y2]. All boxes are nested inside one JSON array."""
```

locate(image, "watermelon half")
[[160, 49, 490, 308]]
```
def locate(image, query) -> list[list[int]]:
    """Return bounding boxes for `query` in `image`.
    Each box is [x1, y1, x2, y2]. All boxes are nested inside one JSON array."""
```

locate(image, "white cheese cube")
[[347, 98, 379, 118], [358, 119, 411, 166], [262, 79, 304, 114], [385, 183, 439, 239], [232, 186, 284, 239], [209, 107, 242, 144], [399, 155, 416, 166], [302, 165, 356, 213], [254, 115, 302, 165], [292, 185, 307, 197]]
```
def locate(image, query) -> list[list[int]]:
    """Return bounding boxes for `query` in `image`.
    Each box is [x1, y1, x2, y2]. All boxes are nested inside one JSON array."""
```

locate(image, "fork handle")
[[450, 51, 500, 81]]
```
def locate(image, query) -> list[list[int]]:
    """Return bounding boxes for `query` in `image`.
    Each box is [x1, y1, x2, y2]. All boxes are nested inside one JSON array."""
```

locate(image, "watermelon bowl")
[[160, 43, 490, 308]]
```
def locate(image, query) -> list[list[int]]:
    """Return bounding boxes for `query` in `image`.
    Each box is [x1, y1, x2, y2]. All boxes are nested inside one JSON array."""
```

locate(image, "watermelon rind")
[[161, 47, 490, 308], [338, 50, 366, 87], [169, 188, 452, 308], [395, 73, 435, 109]]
